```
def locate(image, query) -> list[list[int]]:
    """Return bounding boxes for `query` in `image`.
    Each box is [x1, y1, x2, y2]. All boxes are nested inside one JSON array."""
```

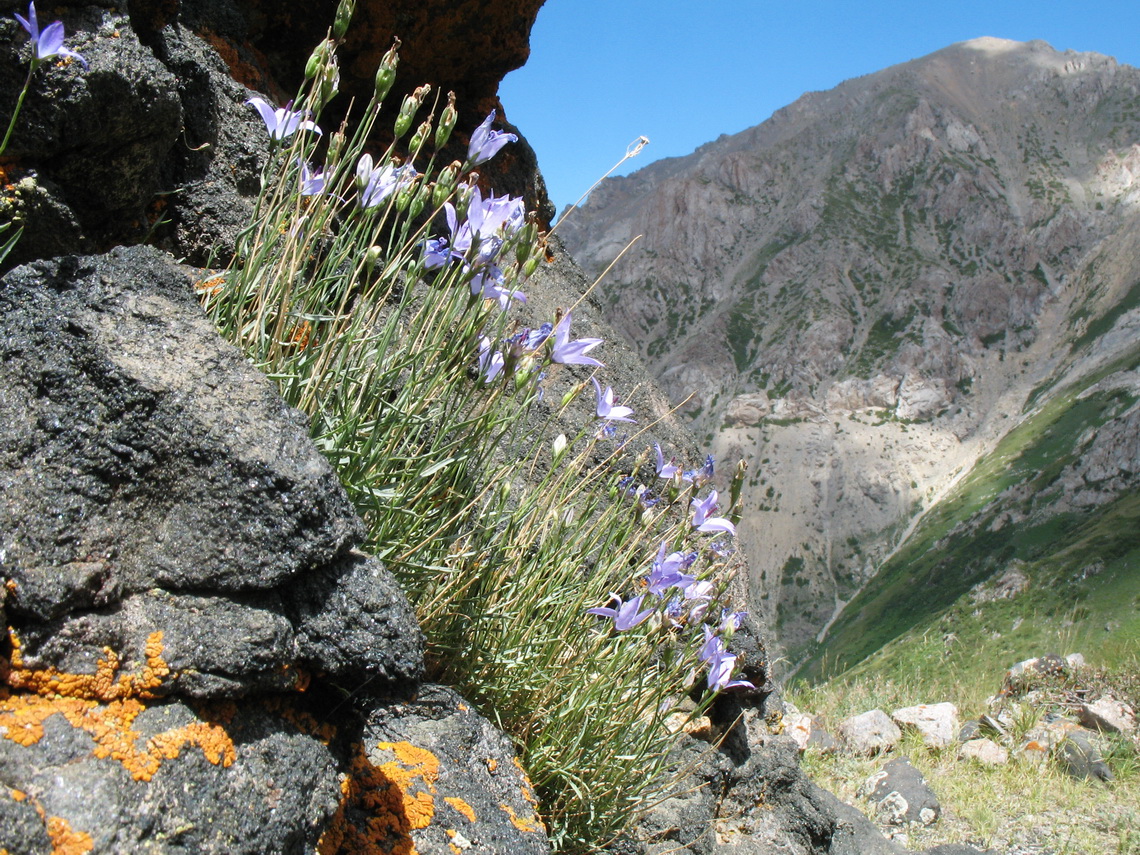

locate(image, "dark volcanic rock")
[[0, 246, 421, 696], [859, 757, 941, 827], [0, 697, 341, 854], [0, 6, 182, 264]]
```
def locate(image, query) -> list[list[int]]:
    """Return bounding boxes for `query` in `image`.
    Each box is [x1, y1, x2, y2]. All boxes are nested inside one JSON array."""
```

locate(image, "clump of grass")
[[202, 8, 751, 850]]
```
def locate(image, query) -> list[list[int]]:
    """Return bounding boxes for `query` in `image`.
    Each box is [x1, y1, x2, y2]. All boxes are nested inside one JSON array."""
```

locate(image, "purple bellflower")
[[357, 154, 415, 209], [690, 490, 736, 535], [15, 3, 86, 69], [298, 160, 326, 196], [591, 376, 635, 423], [587, 592, 654, 632], [705, 646, 756, 692], [647, 543, 695, 597], [654, 443, 680, 480], [247, 96, 321, 140], [467, 111, 518, 166], [550, 312, 603, 366], [477, 336, 505, 383], [682, 454, 715, 485], [470, 267, 526, 311]]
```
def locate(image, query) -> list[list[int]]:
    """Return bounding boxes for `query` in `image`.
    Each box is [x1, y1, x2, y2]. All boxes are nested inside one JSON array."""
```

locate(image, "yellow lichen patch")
[[194, 274, 225, 296], [511, 757, 541, 809], [374, 742, 439, 831], [260, 695, 336, 745], [45, 816, 94, 855], [0, 693, 235, 782], [498, 802, 545, 834], [484, 757, 497, 774], [317, 741, 444, 855], [5, 630, 170, 702], [443, 796, 475, 823]]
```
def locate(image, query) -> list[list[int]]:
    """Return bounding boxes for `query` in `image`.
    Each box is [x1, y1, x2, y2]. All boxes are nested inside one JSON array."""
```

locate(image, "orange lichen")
[[317, 741, 445, 855], [5, 630, 170, 702], [498, 802, 545, 834], [45, 816, 94, 855], [194, 274, 225, 296], [443, 796, 475, 823], [484, 757, 497, 773], [0, 693, 235, 782]]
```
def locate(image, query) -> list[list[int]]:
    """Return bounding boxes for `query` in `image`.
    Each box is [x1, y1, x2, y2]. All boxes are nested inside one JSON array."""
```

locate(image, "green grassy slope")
[[797, 344, 1140, 686]]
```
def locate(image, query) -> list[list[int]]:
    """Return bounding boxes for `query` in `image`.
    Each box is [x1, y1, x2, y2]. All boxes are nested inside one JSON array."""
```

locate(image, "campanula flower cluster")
[[588, 538, 753, 693], [425, 186, 528, 309]]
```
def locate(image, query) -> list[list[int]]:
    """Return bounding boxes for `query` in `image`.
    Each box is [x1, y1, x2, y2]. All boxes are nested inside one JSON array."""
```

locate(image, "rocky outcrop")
[[561, 38, 1140, 663]]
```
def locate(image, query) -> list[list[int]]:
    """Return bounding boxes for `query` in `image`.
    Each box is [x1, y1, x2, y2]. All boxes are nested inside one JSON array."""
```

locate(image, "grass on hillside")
[[798, 349, 1140, 681], [787, 661, 1140, 854]]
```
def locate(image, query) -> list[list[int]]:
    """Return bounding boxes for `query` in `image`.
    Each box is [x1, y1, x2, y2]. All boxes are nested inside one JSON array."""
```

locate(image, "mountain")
[[559, 37, 1140, 672]]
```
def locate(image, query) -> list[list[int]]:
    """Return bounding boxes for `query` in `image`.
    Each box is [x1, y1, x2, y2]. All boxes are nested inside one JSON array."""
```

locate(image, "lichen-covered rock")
[[890, 703, 959, 749], [859, 757, 940, 827], [0, 695, 342, 854], [319, 684, 550, 855], [0, 246, 422, 696], [838, 709, 902, 756]]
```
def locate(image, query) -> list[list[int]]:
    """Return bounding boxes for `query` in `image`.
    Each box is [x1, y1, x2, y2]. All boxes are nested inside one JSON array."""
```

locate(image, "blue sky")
[[499, 1, 1140, 213]]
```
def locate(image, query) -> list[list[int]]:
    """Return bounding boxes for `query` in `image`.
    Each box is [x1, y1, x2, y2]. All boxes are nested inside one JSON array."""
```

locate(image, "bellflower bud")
[[409, 119, 432, 155], [304, 41, 328, 80], [332, 0, 356, 39], [431, 162, 460, 208], [516, 222, 539, 264], [436, 92, 458, 149], [552, 434, 568, 466], [409, 182, 430, 218], [374, 40, 400, 103], [364, 245, 383, 272], [328, 129, 346, 164], [523, 256, 541, 278], [394, 94, 417, 138]]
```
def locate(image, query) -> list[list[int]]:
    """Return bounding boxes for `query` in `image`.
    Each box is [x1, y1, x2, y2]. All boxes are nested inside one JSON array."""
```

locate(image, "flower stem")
[[1, 64, 37, 158]]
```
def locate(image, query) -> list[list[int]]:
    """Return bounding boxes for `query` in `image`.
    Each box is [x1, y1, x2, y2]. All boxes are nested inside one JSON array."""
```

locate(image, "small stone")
[[1078, 697, 1136, 735], [838, 709, 902, 756], [891, 702, 959, 749], [807, 717, 840, 754], [958, 738, 1008, 766], [1057, 731, 1114, 782], [783, 711, 814, 751], [859, 756, 940, 826], [1064, 653, 1086, 669]]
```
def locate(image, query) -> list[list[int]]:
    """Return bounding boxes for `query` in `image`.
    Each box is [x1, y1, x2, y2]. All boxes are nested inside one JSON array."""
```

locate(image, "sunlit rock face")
[[561, 38, 1140, 662]]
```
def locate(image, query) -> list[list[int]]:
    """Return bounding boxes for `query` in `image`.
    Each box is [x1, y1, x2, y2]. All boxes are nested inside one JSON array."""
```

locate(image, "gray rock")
[[859, 757, 941, 826], [0, 247, 421, 696], [958, 738, 1008, 766], [0, 698, 341, 854], [1057, 730, 1114, 782], [891, 702, 959, 749], [0, 7, 182, 265], [347, 684, 551, 855], [838, 709, 901, 756], [1078, 696, 1137, 735]]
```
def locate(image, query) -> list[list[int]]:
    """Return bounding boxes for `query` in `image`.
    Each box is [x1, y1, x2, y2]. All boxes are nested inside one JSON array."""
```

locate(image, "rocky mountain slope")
[[559, 38, 1140, 669]]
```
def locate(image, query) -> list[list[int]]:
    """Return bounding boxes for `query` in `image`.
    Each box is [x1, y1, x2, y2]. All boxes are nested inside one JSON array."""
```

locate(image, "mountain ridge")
[[559, 37, 1140, 669]]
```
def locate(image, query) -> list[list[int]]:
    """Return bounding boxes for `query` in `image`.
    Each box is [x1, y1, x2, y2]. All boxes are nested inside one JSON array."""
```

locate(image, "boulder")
[[891, 702, 959, 749], [838, 709, 902, 756], [858, 757, 940, 826], [1078, 696, 1137, 735], [957, 738, 1008, 766], [0, 248, 423, 698]]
